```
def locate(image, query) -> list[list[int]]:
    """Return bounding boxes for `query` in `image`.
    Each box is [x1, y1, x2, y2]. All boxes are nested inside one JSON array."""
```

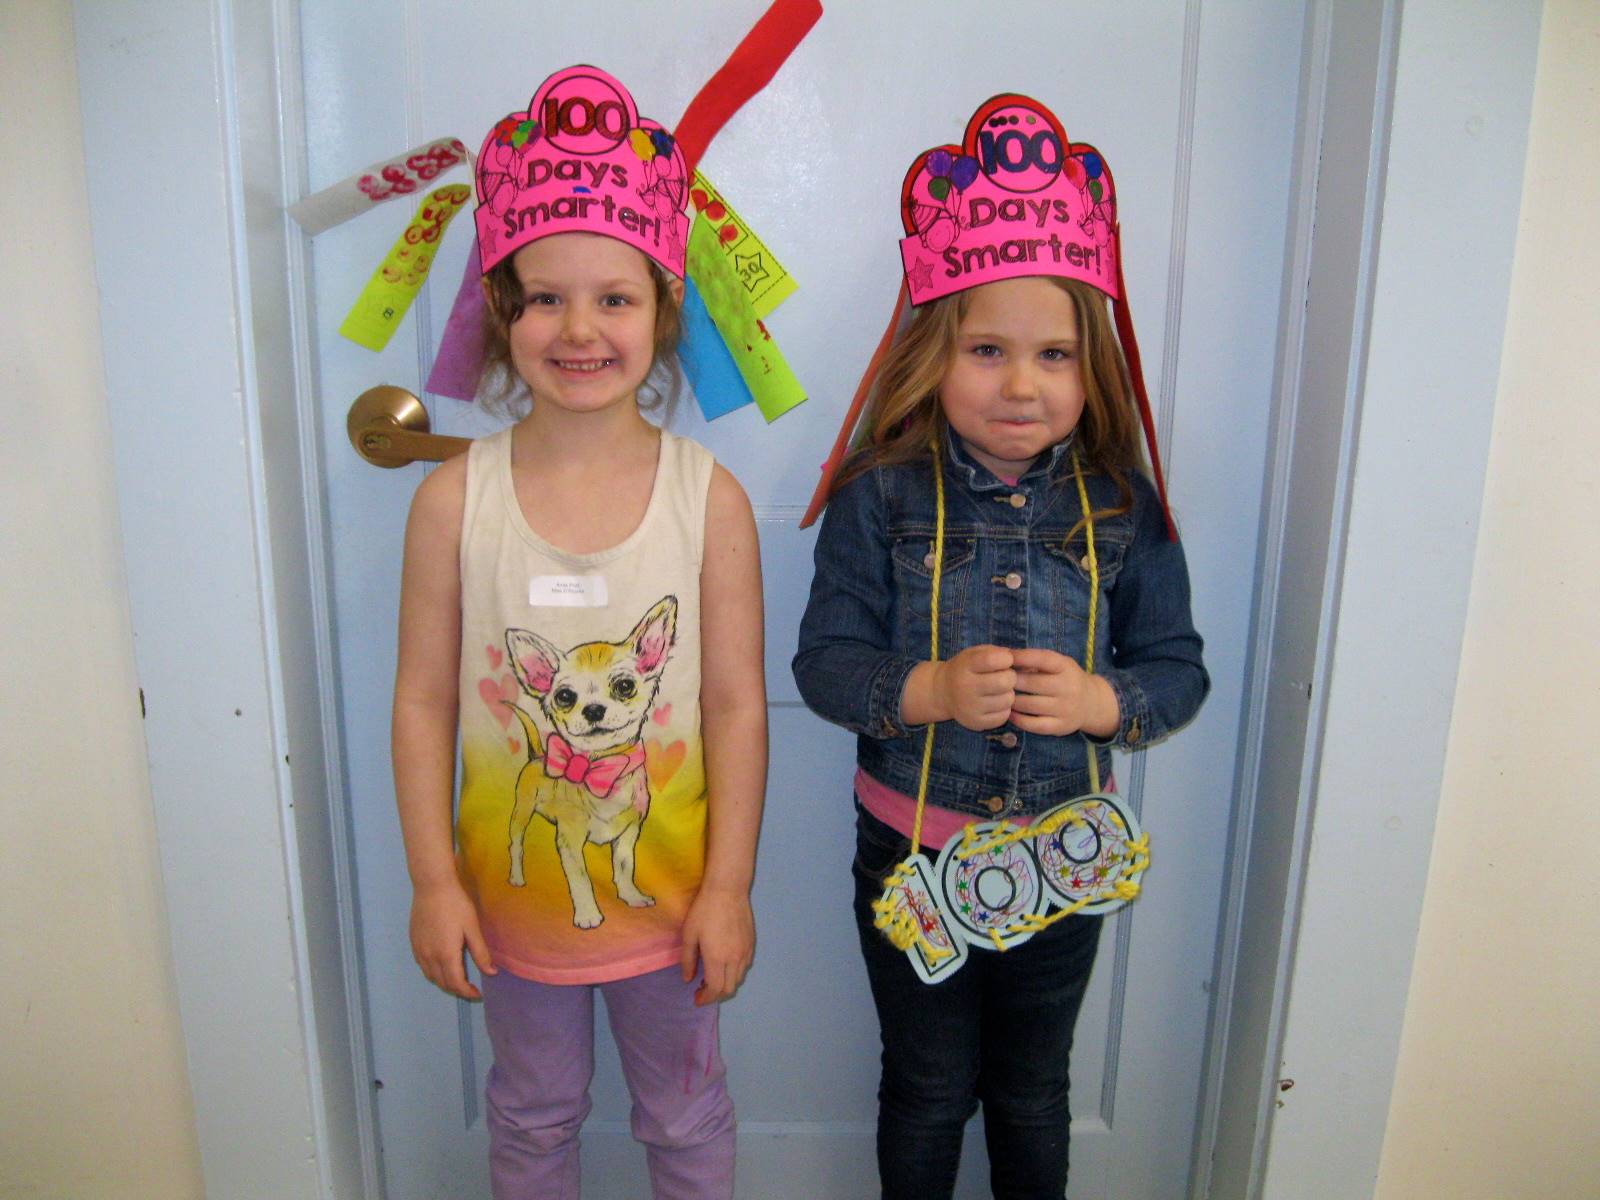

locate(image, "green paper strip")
[[339, 183, 471, 351], [689, 170, 797, 320], [686, 215, 806, 422]]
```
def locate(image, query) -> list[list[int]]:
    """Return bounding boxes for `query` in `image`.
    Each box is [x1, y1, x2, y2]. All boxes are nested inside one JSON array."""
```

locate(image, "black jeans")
[[852, 803, 1103, 1200]]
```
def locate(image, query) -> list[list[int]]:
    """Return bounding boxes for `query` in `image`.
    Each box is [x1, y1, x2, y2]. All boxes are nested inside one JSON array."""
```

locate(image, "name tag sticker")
[[529, 575, 609, 607]]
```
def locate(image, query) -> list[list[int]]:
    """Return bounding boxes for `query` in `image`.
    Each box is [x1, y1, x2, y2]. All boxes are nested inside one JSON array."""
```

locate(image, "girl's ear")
[[665, 274, 685, 308]]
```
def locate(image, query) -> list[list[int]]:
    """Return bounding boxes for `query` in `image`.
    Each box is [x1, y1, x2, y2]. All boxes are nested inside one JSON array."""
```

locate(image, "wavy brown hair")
[[476, 246, 684, 421], [832, 277, 1149, 536]]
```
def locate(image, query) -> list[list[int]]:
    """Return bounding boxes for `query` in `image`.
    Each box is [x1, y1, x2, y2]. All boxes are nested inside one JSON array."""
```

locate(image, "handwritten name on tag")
[[529, 575, 609, 607]]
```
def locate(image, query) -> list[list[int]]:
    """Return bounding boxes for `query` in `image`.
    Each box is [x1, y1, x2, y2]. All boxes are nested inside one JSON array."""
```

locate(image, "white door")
[[301, 3, 1303, 1196]]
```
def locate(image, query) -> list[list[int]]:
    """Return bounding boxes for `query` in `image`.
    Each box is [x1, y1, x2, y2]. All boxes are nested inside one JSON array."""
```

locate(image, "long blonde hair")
[[833, 277, 1148, 531], [476, 246, 684, 421]]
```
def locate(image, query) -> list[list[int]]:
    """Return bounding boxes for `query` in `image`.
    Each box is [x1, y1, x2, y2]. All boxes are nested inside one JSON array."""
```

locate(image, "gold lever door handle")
[[347, 385, 472, 468]]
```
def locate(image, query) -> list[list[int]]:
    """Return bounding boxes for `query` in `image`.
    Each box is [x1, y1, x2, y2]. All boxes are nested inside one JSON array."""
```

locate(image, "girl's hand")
[[680, 884, 756, 1007], [1009, 648, 1120, 738], [410, 878, 497, 1001], [916, 645, 1016, 730]]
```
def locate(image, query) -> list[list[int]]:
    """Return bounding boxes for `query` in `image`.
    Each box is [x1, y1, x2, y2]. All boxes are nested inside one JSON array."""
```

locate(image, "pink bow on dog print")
[[544, 734, 646, 798]]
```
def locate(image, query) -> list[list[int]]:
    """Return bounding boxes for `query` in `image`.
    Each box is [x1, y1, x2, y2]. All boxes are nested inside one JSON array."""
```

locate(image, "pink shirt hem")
[[489, 944, 684, 987], [854, 765, 1117, 852]]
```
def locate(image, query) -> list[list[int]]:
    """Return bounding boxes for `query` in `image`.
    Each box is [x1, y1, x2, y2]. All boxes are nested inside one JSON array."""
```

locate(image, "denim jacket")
[[792, 432, 1209, 821]]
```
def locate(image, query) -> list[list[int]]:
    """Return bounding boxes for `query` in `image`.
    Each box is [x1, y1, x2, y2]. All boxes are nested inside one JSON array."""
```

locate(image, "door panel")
[[301, 3, 1302, 1196]]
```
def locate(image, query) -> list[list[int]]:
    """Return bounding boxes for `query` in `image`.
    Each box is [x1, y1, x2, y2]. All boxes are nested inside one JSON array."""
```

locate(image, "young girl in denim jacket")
[[792, 92, 1208, 1199]]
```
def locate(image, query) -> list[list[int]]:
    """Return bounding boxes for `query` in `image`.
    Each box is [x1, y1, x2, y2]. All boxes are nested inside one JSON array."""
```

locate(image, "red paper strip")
[[674, 0, 824, 179], [1111, 237, 1178, 542], [799, 281, 909, 528]]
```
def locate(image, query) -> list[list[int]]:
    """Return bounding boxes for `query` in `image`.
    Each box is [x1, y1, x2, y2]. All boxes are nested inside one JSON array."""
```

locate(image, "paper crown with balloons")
[[474, 66, 694, 278], [898, 92, 1120, 306]]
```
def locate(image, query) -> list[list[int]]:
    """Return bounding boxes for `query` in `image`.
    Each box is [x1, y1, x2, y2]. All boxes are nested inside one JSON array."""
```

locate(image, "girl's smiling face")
[[506, 233, 664, 415], [938, 277, 1087, 479]]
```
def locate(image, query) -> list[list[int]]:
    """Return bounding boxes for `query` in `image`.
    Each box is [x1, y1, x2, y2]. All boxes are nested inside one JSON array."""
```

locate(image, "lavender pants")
[[480, 965, 736, 1200]]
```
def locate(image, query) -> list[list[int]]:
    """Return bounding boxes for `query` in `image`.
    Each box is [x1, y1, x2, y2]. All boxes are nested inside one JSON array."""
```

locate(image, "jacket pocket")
[[1044, 525, 1132, 620], [890, 535, 977, 654]]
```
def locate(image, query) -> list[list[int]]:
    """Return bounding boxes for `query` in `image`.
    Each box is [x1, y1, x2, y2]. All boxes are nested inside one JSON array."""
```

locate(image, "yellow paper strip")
[[686, 215, 806, 422], [690, 171, 797, 320], [339, 183, 471, 351]]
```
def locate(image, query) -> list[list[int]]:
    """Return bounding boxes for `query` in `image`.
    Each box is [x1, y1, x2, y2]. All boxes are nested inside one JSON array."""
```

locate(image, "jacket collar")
[[943, 427, 1077, 491]]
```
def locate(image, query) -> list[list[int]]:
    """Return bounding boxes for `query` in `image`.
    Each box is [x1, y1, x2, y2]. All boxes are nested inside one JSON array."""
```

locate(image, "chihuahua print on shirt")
[[504, 595, 676, 929]]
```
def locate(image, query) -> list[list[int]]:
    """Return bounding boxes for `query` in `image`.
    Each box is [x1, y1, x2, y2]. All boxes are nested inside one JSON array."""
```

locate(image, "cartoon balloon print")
[[637, 128, 687, 218], [924, 149, 980, 201], [910, 146, 978, 252], [1070, 152, 1113, 243]]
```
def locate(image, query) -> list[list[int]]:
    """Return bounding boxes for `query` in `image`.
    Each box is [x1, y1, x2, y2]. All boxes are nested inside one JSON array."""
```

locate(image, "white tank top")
[[455, 426, 713, 984]]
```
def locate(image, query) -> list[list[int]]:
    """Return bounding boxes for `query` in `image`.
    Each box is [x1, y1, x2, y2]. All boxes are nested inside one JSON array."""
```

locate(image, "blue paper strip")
[[680, 276, 754, 421]]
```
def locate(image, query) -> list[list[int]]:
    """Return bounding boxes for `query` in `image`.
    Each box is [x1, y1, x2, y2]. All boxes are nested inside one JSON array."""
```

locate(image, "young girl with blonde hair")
[[794, 91, 1209, 1199]]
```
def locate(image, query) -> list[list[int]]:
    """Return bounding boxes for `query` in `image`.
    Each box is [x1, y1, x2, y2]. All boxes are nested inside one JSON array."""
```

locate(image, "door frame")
[[73, 0, 1543, 1196]]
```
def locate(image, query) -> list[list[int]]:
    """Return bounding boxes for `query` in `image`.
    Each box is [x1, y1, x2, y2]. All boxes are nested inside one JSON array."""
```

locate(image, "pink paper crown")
[[474, 66, 693, 278], [898, 93, 1119, 306]]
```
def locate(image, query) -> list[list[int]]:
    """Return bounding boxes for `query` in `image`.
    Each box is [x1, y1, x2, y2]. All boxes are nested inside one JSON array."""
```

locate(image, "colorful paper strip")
[[424, 243, 489, 401], [679, 278, 754, 421], [690, 170, 797, 319], [339, 184, 472, 352], [686, 215, 806, 422], [289, 136, 469, 235], [672, 0, 823, 178]]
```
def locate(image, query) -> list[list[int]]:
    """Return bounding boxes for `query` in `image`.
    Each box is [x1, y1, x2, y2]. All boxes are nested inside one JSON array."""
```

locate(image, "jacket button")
[[1003, 571, 1023, 590], [984, 795, 1006, 814], [1127, 719, 1142, 744], [1079, 554, 1094, 571], [1009, 492, 1027, 508], [923, 551, 936, 568], [998, 732, 1019, 749]]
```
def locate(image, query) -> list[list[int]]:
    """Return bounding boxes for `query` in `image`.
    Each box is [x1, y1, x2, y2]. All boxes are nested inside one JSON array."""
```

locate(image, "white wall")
[[1253, 3, 1542, 1194], [1375, 1, 1600, 1194], [0, 3, 202, 1197]]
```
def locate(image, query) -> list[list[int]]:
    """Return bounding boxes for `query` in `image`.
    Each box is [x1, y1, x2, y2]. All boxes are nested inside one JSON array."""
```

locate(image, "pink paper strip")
[[425, 243, 488, 402]]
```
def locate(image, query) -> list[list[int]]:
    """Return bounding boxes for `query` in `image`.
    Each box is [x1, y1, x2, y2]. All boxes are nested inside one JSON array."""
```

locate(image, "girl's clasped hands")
[[905, 644, 1120, 737]]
